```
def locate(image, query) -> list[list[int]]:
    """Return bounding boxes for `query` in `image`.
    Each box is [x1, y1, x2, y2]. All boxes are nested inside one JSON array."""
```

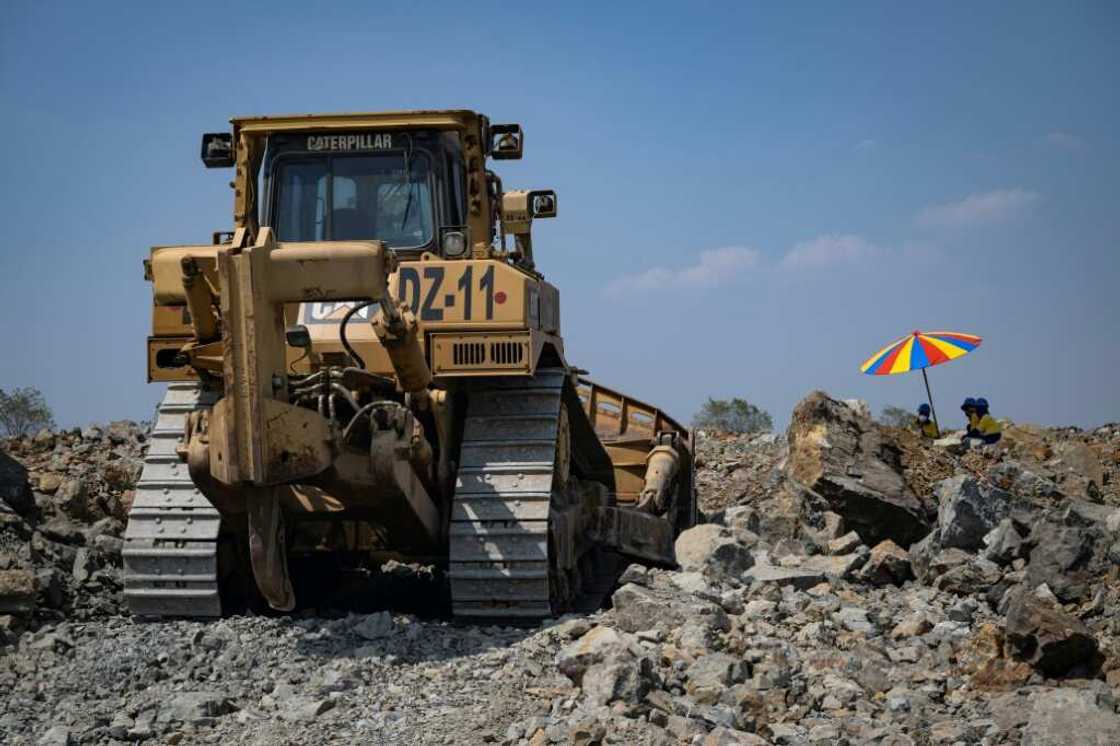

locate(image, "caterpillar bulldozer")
[[125, 110, 696, 620]]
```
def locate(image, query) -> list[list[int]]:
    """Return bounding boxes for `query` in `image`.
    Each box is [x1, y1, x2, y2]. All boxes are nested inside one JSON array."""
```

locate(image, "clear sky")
[[2, 2, 1117, 430]]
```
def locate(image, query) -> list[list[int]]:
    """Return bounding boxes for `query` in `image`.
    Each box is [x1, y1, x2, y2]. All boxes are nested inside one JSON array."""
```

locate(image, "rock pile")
[[500, 392, 1120, 744], [501, 505, 1119, 744], [694, 432, 785, 514], [0, 421, 145, 642], [1, 395, 1119, 744]]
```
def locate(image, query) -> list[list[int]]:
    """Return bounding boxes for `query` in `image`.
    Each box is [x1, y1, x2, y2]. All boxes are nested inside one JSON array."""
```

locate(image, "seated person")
[[970, 397, 1002, 444], [916, 403, 939, 438]]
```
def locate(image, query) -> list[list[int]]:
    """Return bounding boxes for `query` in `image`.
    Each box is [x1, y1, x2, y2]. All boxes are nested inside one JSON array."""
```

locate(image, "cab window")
[[274, 152, 434, 249]]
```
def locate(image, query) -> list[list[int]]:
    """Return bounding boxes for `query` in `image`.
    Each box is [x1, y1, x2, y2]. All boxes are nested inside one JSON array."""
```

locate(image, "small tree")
[[879, 405, 914, 429], [693, 397, 773, 434], [0, 387, 55, 437]]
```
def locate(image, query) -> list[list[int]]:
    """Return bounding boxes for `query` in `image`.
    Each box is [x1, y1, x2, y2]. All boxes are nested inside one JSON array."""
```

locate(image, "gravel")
[[2, 401, 1119, 744]]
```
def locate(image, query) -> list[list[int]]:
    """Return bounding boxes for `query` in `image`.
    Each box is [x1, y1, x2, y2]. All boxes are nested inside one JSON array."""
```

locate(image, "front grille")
[[452, 342, 486, 366], [490, 341, 524, 366], [442, 336, 530, 371]]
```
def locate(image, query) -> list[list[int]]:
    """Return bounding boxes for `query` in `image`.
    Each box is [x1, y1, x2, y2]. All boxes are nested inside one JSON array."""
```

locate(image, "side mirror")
[[489, 123, 523, 160], [285, 325, 312, 349], [201, 132, 235, 168]]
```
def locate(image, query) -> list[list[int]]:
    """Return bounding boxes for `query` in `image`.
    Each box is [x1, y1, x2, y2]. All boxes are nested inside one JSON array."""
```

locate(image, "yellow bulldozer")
[[125, 110, 696, 620]]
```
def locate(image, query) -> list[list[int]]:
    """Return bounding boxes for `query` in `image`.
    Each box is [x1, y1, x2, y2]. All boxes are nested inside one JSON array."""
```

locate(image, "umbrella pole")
[[922, 367, 941, 436]]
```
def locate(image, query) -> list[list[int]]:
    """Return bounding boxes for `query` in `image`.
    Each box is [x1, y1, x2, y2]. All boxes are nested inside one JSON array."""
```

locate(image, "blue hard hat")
[[976, 397, 989, 410], [961, 397, 976, 410], [918, 403, 931, 416]]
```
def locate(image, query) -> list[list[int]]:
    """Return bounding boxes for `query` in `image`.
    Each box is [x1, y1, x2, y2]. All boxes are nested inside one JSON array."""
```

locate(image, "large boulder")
[[581, 657, 655, 707], [674, 524, 754, 578], [858, 539, 912, 586], [982, 519, 1026, 565], [684, 653, 750, 704], [907, 532, 940, 583], [935, 475, 1018, 551], [1022, 687, 1120, 746], [1005, 590, 1100, 677], [908, 532, 971, 585], [610, 582, 729, 635], [786, 391, 930, 547], [1025, 507, 1113, 603], [557, 626, 640, 684], [933, 556, 1002, 596]]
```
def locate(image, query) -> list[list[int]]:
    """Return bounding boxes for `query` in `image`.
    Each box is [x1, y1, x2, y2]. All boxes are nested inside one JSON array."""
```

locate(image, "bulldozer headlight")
[[530, 190, 557, 219], [489, 123, 523, 160], [200, 132, 234, 168], [441, 228, 468, 257]]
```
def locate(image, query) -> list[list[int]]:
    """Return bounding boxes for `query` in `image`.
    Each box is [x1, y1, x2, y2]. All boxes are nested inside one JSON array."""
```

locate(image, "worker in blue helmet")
[[960, 397, 979, 434], [970, 397, 1002, 444], [915, 403, 939, 439]]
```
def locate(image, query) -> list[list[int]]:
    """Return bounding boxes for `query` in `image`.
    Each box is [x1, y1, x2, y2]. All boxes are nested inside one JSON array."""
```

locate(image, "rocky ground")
[[2, 393, 1119, 745]]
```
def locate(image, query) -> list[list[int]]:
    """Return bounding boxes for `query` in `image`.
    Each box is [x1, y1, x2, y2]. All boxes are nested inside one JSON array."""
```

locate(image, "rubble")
[[0, 400, 1118, 744], [0, 422, 143, 629]]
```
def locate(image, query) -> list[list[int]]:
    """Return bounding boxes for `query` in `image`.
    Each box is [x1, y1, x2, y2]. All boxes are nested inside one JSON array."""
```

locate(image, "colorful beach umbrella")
[[860, 330, 983, 433]]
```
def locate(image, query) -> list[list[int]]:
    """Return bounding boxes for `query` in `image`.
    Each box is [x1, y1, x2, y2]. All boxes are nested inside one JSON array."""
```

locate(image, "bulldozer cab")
[[261, 129, 467, 255], [204, 111, 527, 263]]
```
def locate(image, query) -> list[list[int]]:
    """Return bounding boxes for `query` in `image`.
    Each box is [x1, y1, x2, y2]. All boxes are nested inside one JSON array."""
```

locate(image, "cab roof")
[[230, 109, 484, 135]]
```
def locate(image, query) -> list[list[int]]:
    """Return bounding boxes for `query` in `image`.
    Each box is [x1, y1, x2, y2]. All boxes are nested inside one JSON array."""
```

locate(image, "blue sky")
[[1, 2, 1117, 430]]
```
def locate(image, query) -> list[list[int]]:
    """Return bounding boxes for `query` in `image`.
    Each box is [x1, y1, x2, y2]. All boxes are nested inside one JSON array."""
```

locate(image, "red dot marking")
[[494, 291, 507, 304]]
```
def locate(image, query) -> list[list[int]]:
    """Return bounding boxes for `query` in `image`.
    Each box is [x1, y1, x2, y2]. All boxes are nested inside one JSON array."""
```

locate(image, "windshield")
[[273, 152, 434, 248]]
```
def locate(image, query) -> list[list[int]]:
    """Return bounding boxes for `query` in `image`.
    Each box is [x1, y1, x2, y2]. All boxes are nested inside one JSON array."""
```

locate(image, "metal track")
[[123, 383, 222, 618], [448, 368, 569, 619]]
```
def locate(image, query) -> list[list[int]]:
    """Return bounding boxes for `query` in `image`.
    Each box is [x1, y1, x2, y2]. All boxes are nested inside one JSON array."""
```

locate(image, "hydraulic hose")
[[339, 301, 375, 369]]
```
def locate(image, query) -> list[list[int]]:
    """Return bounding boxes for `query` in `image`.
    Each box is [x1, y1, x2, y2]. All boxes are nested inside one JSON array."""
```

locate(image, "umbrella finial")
[[912, 330, 920, 336]]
